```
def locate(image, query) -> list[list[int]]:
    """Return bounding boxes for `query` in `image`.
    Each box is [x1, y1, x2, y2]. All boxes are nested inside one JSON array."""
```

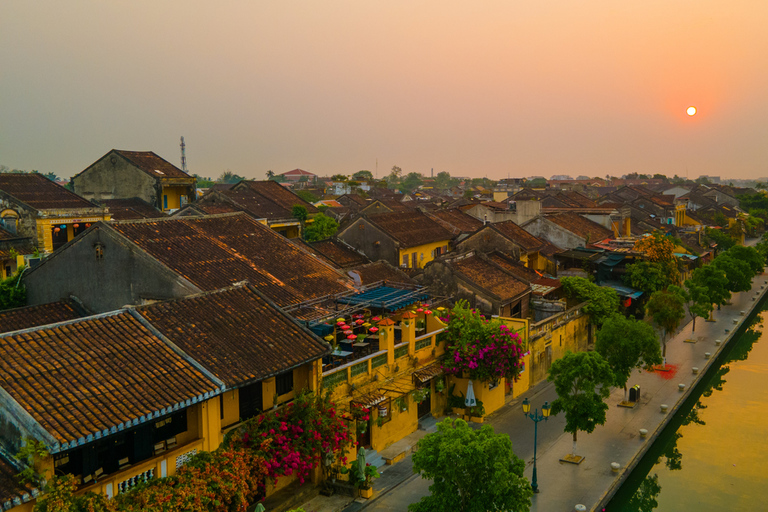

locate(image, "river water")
[[607, 300, 768, 511]]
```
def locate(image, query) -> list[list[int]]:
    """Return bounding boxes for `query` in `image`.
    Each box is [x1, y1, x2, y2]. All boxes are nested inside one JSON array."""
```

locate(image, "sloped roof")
[[235, 180, 318, 213], [490, 221, 547, 252], [101, 197, 166, 220], [0, 457, 33, 506], [219, 189, 291, 219], [0, 300, 84, 334], [281, 169, 316, 177], [0, 173, 96, 210], [348, 261, 415, 285], [113, 150, 192, 179], [0, 310, 219, 446], [366, 211, 452, 248], [427, 208, 484, 235], [307, 238, 370, 268], [137, 286, 329, 387], [546, 213, 613, 242], [450, 254, 530, 302], [109, 213, 352, 307]]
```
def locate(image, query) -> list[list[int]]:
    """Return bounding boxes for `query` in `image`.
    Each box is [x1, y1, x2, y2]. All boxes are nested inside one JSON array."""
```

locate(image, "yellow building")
[[0, 173, 110, 254], [337, 210, 453, 270]]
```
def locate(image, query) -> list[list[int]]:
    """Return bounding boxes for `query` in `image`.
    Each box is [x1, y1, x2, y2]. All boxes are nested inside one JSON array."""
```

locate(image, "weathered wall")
[[457, 227, 522, 259], [73, 153, 159, 207], [337, 217, 399, 266], [522, 217, 586, 250], [24, 226, 199, 312]]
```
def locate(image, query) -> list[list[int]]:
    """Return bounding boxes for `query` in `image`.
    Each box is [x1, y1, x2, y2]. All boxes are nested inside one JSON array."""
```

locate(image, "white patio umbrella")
[[465, 380, 477, 407]]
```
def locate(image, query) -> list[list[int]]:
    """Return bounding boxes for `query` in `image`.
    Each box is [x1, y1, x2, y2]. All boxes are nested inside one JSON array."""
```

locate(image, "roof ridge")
[[110, 211, 248, 225]]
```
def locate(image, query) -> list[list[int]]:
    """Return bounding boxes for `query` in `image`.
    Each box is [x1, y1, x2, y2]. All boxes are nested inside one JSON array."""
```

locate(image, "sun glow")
[[687, 106, 697, 116]]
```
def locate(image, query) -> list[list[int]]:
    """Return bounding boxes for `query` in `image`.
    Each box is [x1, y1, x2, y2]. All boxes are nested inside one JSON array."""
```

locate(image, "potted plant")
[[340, 448, 380, 499], [434, 377, 445, 394], [412, 387, 430, 404]]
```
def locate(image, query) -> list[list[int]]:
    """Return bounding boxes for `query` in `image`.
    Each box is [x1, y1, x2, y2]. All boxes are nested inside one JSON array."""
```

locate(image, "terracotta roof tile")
[[547, 213, 613, 242], [114, 150, 192, 179], [427, 209, 484, 235], [101, 198, 167, 220], [218, 189, 291, 219], [0, 301, 84, 334], [0, 311, 218, 445], [0, 456, 33, 504], [490, 221, 547, 252], [308, 239, 369, 268], [236, 181, 319, 213], [0, 173, 96, 210], [367, 211, 452, 248], [110, 214, 352, 307], [450, 255, 530, 301], [486, 251, 538, 282], [137, 286, 329, 387], [348, 261, 414, 286]]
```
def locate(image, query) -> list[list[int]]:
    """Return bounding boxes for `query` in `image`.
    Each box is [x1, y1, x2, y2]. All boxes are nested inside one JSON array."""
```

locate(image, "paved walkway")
[[301, 266, 768, 512]]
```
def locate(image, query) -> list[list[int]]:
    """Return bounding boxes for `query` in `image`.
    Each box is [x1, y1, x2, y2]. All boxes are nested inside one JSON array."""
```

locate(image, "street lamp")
[[522, 397, 551, 493]]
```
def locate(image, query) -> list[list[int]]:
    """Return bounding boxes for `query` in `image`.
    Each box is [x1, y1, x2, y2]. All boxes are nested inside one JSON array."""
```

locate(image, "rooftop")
[[348, 261, 414, 286], [307, 239, 370, 268], [0, 173, 96, 210], [100, 197, 166, 220], [113, 150, 192, 179], [234, 180, 318, 213], [137, 285, 329, 387], [546, 213, 614, 242], [366, 211, 452, 248], [109, 213, 352, 307], [490, 220, 547, 252], [0, 300, 84, 334], [427, 208, 484, 235], [450, 254, 530, 302]]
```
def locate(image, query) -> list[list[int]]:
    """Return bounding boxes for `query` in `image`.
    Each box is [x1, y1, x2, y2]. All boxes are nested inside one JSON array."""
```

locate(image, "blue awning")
[[673, 252, 699, 260], [604, 283, 643, 299], [337, 286, 429, 312]]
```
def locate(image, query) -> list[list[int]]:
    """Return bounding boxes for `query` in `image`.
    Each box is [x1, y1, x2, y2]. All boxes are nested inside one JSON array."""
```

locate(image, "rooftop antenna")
[[180, 136, 187, 172]]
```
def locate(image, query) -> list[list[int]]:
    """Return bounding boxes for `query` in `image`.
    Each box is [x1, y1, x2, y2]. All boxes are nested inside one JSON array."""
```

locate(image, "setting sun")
[[687, 106, 697, 116]]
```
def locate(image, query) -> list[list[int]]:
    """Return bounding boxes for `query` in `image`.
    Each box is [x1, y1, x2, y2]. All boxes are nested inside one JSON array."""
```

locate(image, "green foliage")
[[351, 170, 373, 182], [739, 192, 768, 211], [303, 213, 339, 242], [340, 454, 380, 489], [409, 418, 532, 512], [646, 288, 686, 340], [216, 171, 245, 184], [671, 280, 712, 336], [0, 269, 27, 311], [626, 474, 662, 512], [756, 233, 768, 265], [725, 245, 764, 275], [295, 190, 318, 204], [622, 261, 674, 295], [291, 205, 308, 223], [16, 438, 49, 486], [331, 174, 348, 182], [193, 174, 215, 188], [704, 227, 736, 251], [712, 254, 753, 293], [560, 277, 619, 327], [690, 264, 730, 306], [547, 351, 614, 449], [524, 177, 547, 188], [400, 172, 424, 193], [434, 171, 460, 189], [595, 315, 661, 393]]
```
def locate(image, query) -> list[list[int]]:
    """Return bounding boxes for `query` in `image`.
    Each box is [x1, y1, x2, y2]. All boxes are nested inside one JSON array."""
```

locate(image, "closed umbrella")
[[465, 380, 477, 407], [355, 447, 366, 483]]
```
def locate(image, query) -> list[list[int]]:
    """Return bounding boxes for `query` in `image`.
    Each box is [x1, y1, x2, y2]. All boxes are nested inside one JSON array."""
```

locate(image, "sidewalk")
[[299, 268, 768, 512]]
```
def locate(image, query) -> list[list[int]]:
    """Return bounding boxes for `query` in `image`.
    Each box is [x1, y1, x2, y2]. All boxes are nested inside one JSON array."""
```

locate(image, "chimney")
[[483, 214, 488, 225]]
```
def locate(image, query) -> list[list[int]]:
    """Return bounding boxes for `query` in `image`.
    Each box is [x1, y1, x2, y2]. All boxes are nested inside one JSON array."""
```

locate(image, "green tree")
[[755, 233, 768, 265], [193, 174, 214, 188], [409, 418, 532, 512], [217, 170, 245, 183], [303, 213, 339, 242], [331, 174, 348, 181], [0, 269, 26, 311], [401, 172, 424, 193], [712, 254, 753, 293], [548, 351, 614, 457], [634, 232, 680, 284], [595, 315, 661, 401], [291, 205, 308, 223], [705, 227, 736, 251], [524, 177, 547, 188], [726, 245, 764, 275], [622, 261, 673, 296], [560, 277, 619, 327], [351, 170, 373, 182], [41, 171, 59, 182], [646, 288, 686, 362], [266, 170, 275, 178], [296, 190, 319, 204], [434, 171, 459, 189]]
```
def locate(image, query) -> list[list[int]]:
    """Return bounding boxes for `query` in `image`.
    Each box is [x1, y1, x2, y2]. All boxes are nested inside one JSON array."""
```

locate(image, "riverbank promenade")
[[527, 269, 768, 512], [308, 268, 768, 512]]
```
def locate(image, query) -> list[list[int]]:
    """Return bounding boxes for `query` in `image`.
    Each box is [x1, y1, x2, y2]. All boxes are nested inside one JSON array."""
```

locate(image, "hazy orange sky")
[[2, 1, 767, 180]]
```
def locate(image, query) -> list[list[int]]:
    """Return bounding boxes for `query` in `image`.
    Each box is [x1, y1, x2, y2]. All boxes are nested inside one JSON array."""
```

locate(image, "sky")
[[2, 1, 768, 181]]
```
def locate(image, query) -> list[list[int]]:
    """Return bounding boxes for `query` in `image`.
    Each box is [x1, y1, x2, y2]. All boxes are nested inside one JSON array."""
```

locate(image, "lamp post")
[[522, 397, 551, 493]]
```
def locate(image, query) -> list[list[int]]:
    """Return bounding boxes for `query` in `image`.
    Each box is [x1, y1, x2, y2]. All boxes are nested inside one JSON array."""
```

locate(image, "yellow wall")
[[36, 214, 111, 253], [161, 186, 190, 211], [448, 376, 506, 419], [398, 239, 451, 269]]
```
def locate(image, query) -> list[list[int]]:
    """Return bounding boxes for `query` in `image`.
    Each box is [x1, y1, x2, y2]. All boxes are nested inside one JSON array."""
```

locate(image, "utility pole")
[[180, 136, 187, 172]]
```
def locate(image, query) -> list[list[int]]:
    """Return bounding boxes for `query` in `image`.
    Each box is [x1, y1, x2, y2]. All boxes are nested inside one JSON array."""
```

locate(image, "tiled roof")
[[491, 221, 547, 252], [236, 181, 319, 213], [0, 311, 219, 446], [0, 300, 84, 334], [375, 198, 412, 212], [0, 457, 33, 506], [101, 198, 166, 220], [137, 286, 329, 387], [348, 261, 414, 285], [486, 251, 538, 282], [367, 211, 452, 248], [219, 189, 291, 219], [0, 226, 23, 241], [190, 202, 244, 215], [110, 213, 352, 307], [450, 255, 530, 302], [480, 201, 510, 211], [0, 173, 96, 210], [427, 209, 483, 235], [308, 239, 369, 268], [547, 213, 613, 242], [114, 150, 192, 179]]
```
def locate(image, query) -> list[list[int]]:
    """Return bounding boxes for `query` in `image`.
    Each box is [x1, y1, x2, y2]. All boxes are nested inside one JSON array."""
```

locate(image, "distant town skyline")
[[2, 1, 767, 181]]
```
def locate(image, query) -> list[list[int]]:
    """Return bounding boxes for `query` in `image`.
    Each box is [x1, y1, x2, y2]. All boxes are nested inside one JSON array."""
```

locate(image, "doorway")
[[417, 387, 432, 418]]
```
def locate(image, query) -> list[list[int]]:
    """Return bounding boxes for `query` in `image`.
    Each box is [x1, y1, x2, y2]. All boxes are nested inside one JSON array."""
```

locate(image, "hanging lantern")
[[378, 403, 388, 417], [85, 223, 91, 227], [347, 334, 357, 340], [416, 308, 424, 313], [369, 327, 379, 333], [425, 310, 433, 315], [60, 224, 67, 229], [54, 227, 60, 233], [73, 224, 79, 228], [623, 297, 632, 308], [355, 319, 364, 325]]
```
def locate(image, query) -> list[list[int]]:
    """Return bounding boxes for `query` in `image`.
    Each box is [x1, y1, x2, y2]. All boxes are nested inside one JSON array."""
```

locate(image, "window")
[[0, 216, 17, 234], [163, 195, 169, 210], [402, 254, 408, 268], [238, 381, 263, 420], [276, 371, 294, 396], [411, 253, 418, 268]]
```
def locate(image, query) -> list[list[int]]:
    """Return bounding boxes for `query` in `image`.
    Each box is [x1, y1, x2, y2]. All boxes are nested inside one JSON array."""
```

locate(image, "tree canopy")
[[0, 270, 26, 311], [217, 171, 245, 184], [351, 170, 374, 182], [633, 232, 680, 284], [622, 261, 674, 296], [409, 418, 532, 512], [560, 277, 619, 327], [595, 315, 661, 399], [303, 213, 339, 242], [291, 205, 308, 223], [712, 254, 753, 293], [689, 264, 730, 308], [400, 172, 424, 193], [646, 288, 687, 360], [704, 227, 736, 252], [548, 351, 614, 456]]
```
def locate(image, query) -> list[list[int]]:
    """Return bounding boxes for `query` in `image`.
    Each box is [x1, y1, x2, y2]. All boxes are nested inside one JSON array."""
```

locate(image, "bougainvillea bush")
[[225, 390, 351, 485], [442, 301, 525, 382]]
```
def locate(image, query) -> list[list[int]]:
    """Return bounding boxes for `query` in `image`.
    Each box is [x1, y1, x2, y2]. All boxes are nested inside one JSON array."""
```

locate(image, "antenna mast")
[[180, 136, 187, 172]]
